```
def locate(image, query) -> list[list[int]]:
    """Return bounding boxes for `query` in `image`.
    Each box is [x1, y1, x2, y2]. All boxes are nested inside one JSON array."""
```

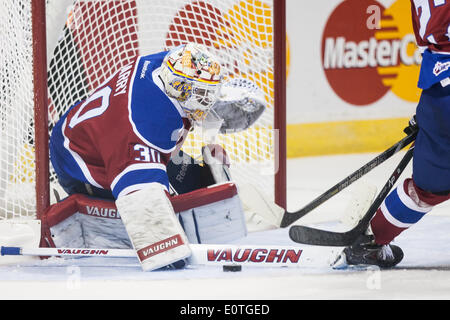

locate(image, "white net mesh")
[[0, 0, 280, 219], [0, 0, 36, 219]]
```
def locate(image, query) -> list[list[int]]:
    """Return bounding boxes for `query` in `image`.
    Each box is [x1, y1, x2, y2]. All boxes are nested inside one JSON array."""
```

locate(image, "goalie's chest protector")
[[50, 52, 188, 195]]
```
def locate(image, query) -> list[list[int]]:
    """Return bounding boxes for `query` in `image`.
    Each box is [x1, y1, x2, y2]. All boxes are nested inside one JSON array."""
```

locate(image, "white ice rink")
[[0, 150, 449, 300]]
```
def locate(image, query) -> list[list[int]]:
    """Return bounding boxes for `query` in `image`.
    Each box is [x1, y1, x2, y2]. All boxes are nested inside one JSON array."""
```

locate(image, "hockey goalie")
[[45, 43, 283, 271]]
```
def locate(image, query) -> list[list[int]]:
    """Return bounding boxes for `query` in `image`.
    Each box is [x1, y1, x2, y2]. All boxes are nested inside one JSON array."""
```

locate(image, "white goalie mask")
[[160, 43, 223, 124]]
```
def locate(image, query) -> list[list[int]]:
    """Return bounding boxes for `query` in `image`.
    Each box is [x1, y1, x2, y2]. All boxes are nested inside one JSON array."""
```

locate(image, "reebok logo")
[[140, 60, 150, 79]]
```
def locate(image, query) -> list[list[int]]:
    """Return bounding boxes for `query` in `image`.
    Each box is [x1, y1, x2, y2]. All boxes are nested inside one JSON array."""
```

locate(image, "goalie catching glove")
[[205, 78, 266, 133]]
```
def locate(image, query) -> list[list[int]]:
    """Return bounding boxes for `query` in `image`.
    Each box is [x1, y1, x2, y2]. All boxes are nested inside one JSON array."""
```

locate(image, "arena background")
[[286, 0, 419, 157]]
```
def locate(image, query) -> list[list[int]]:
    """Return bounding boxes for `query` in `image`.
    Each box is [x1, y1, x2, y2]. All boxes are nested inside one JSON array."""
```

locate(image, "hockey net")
[[0, 0, 286, 220]]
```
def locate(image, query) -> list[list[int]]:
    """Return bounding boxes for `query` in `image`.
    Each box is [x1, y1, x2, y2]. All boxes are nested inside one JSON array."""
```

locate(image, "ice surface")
[[0, 151, 449, 300]]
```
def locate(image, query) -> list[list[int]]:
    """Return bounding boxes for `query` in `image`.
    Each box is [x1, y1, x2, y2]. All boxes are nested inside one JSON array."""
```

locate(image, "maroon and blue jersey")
[[50, 52, 191, 199], [411, 0, 450, 89]]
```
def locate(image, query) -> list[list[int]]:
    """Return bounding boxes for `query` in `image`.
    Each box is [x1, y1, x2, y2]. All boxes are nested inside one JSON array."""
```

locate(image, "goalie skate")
[[332, 234, 404, 269]]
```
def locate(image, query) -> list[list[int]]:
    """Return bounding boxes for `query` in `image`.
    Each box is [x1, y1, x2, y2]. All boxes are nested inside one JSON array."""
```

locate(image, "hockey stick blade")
[[289, 144, 415, 246], [280, 130, 417, 228]]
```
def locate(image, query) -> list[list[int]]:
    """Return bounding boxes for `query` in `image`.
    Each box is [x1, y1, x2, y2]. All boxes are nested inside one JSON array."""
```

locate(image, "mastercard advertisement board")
[[286, 0, 420, 156], [45, 0, 421, 157]]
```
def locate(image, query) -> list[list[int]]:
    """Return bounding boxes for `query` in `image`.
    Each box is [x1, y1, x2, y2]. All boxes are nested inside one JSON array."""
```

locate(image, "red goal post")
[[1, 0, 286, 220], [32, 0, 51, 220]]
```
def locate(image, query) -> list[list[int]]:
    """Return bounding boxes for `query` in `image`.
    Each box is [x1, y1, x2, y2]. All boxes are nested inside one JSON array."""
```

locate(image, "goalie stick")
[[279, 129, 418, 228], [288, 143, 415, 246], [0, 244, 336, 268]]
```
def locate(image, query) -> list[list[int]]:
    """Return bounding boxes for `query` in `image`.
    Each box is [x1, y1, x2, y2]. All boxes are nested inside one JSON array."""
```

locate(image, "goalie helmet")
[[160, 43, 223, 123]]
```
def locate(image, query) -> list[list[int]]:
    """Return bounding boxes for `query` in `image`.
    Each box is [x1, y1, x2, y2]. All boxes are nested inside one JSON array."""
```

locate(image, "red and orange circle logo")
[[322, 0, 422, 106], [164, 0, 290, 103]]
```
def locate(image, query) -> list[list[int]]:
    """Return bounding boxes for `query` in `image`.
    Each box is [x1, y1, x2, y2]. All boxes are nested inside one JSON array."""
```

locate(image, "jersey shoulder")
[[129, 52, 185, 152]]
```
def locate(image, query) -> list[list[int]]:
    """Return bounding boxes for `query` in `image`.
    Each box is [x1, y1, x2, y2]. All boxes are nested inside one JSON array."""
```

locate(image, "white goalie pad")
[[40, 183, 247, 266], [41, 194, 131, 250], [174, 183, 247, 244], [115, 183, 191, 271]]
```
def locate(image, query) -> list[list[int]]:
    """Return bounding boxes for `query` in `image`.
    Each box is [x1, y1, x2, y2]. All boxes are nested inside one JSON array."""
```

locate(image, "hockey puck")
[[223, 264, 242, 272]]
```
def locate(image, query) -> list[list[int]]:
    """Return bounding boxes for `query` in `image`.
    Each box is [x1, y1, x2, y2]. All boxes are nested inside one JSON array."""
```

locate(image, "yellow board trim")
[[287, 117, 411, 158]]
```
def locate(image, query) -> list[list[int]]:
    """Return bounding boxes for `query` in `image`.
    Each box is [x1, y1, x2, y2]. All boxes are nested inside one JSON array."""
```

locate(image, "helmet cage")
[[165, 59, 221, 121]]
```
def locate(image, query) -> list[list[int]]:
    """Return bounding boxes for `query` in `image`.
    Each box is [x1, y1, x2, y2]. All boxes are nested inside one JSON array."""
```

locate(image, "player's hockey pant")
[[413, 82, 450, 193]]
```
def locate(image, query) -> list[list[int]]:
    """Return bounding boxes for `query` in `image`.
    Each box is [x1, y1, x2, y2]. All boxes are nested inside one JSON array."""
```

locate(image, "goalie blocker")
[[40, 182, 247, 271]]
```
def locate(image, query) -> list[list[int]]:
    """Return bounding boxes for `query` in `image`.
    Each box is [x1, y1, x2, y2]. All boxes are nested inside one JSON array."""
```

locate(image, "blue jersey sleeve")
[[128, 52, 184, 153]]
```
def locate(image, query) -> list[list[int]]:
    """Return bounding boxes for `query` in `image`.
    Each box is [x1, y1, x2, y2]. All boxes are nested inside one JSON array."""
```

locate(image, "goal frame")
[[31, 0, 287, 219], [32, 0, 50, 219], [273, 0, 287, 209]]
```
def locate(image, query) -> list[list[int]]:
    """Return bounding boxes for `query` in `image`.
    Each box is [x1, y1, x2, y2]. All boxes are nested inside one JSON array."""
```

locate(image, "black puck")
[[223, 264, 242, 272]]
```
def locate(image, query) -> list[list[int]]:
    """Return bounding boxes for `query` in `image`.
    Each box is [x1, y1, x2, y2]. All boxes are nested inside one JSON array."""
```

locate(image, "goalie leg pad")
[[40, 193, 130, 249], [116, 183, 191, 271], [176, 183, 247, 244], [41, 184, 246, 264]]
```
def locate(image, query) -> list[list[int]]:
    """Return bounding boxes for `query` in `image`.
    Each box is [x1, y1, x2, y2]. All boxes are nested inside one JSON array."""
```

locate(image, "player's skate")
[[333, 234, 403, 269]]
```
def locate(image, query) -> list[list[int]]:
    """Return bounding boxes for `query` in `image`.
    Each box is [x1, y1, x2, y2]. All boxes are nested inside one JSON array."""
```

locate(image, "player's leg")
[[339, 83, 450, 268], [370, 83, 450, 245]]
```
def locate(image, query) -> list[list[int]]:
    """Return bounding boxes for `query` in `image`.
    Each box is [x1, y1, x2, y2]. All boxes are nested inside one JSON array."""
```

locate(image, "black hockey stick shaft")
[[289, 144, 415, 246], [279, 129, 417, 228]]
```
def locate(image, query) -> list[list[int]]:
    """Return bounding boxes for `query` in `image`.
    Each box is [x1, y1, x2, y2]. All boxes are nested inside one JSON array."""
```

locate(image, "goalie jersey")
[[50, 52, 191, 199]]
